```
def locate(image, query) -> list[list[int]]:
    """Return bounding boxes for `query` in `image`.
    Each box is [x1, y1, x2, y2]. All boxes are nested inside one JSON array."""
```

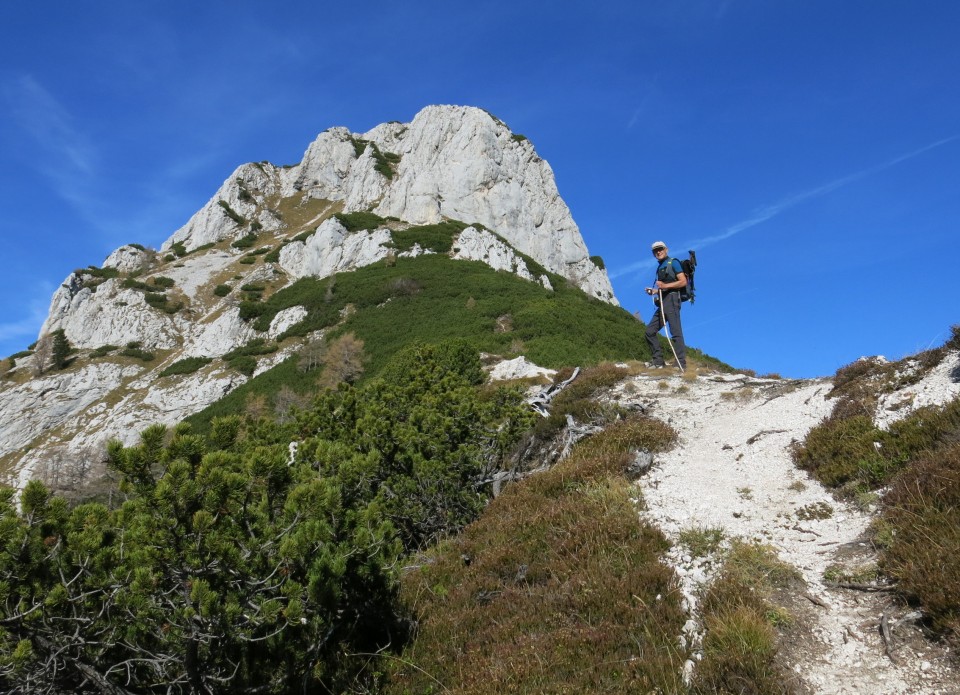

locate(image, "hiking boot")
[[648, 361, 666, 369]]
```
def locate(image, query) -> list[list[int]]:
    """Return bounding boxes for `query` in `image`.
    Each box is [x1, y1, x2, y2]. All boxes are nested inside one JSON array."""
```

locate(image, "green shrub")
[[214, 284, 231, 297], [80, 266, 121, 280], [90, 345, 118, 358], [226, 354, 257, 376], [122, 278, 151, 291], [231, 233, 258, 249], [390, 220, 466, 254], [334, 211, 387, 232], [590, 255, 605, 270], [792, 415, 883, 489], [222, 340, 278, 376], [0, 420, 407, 693], [349, 137, 401, 179], [151, 276, 175, 289], [158, 357, 214, 378], [795, 398, 960, 493], [238, 301, 266, 321], [218, 200, 247, 226], [120, 346, 155, 362], [170, 242, 187, 258], [224, 339, 278, 360], [264, 247, 281, 263]]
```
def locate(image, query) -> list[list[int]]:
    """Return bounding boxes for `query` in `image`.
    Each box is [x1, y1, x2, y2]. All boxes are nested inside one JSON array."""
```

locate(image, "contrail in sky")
[[610, 135, 958, 279]]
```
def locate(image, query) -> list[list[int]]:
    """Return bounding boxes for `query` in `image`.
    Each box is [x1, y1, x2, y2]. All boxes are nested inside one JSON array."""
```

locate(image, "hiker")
[[645, 241, 687, 369]]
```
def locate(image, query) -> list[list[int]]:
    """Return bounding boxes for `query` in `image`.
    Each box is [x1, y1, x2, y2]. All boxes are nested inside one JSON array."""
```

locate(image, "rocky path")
[[613, 368, 958, 694]]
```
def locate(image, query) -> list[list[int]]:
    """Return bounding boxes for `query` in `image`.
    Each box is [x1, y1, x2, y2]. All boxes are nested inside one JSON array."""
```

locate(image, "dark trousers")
[[645, 292, 686, 367]]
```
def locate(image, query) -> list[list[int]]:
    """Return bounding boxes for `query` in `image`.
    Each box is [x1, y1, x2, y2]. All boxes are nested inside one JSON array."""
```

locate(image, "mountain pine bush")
[[0, 343, 532, 693]]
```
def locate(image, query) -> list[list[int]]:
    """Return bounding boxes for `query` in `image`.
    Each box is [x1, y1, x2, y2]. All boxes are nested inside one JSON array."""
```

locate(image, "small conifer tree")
[[51, 329, 72, 370]]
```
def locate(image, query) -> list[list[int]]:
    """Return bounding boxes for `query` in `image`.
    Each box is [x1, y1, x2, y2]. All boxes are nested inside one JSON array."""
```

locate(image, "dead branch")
[[746, 429, 788, 445]]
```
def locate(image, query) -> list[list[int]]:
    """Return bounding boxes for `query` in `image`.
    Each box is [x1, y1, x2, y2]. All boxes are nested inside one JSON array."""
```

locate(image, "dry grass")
[[384, 414, 686, 694]]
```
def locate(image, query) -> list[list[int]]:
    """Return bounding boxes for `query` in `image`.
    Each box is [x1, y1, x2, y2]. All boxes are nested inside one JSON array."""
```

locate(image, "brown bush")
[[881, 443, 960, 644]]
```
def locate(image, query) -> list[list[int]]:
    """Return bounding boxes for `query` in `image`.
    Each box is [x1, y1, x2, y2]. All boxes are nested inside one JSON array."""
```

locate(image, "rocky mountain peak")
[[165, 105, 614, 302], [2, 106, 616, 487]]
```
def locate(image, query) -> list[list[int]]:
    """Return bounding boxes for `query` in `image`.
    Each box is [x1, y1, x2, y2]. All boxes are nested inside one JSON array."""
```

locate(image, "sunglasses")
[[652, 247, 666, 253]]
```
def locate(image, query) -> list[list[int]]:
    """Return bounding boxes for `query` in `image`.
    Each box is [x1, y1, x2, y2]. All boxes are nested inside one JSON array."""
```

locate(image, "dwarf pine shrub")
[[158, 357, 214, 378]]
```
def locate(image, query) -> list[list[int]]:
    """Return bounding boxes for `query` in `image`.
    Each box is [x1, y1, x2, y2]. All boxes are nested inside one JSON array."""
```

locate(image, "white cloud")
[[6, 74, 97, 177]]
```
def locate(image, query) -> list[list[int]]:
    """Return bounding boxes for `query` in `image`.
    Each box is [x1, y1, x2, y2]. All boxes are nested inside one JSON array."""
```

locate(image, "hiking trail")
[[612, 357, 960, 694]]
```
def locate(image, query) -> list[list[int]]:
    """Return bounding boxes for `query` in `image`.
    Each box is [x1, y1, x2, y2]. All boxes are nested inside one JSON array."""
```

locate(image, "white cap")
[[651, 241, 666, 250]]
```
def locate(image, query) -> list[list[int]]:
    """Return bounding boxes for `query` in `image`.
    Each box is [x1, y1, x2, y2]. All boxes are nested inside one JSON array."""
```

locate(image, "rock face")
[[165, 105, 615, 302], [0, 105, 618, 488]]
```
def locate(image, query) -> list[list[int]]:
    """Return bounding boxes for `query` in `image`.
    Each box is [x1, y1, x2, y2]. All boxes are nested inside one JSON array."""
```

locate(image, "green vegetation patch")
[[158, 357, 214, 378], [231, 233, 258, 250], [334, 211, 387, 232], [794, 398, 960, 493], [349, 137, 401, 179], [217, 199, 247, 226], [119, 343, 155, 362], [385, 414, 687, 694], [390, 220, 467, 254], [151, 276, 175, 289], [222, 339, 278, 376], [90, 345, 118, 358], [188, 253, 732, 432]]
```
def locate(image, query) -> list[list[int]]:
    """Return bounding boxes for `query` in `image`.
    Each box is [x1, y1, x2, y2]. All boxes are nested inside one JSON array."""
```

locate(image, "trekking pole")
[[658, 289, 684, 372]]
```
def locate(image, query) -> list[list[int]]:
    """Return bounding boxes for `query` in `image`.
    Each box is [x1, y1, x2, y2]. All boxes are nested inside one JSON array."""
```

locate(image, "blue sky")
[[1, 1, 957, 378]]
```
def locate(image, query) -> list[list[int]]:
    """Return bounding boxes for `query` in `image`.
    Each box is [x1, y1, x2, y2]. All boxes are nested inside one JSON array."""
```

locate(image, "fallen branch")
[[803, 592, 830, 609], [746, 429, 788, 445]]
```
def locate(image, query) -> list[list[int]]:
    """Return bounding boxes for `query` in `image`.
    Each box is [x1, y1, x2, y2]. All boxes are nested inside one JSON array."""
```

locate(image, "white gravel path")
[[612, 354, 960, 694]]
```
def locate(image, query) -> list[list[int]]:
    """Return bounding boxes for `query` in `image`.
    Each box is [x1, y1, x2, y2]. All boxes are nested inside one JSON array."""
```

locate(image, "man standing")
[[645, 241, 687, 369]]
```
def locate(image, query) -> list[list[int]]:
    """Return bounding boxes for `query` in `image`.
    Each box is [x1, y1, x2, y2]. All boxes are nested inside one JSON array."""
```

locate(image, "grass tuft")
[[692, 541, 802, 694]]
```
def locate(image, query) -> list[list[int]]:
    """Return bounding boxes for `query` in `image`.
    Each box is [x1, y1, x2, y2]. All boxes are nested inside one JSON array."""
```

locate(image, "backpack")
[[658, 251, 697, 304]]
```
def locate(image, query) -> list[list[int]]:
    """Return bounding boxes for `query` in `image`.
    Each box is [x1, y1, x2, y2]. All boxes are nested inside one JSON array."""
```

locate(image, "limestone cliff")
[[1, 105, 617, 487]]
